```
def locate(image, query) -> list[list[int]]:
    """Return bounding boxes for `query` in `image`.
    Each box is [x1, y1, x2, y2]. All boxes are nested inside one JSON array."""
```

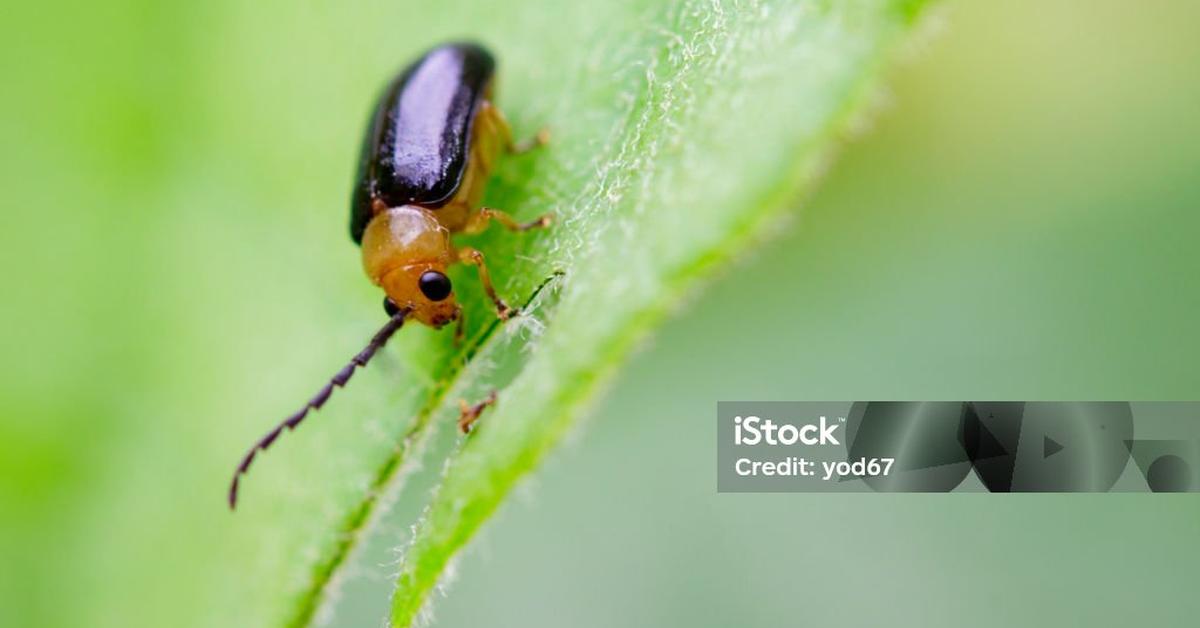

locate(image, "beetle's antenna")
[[228, 307, 411, 509]]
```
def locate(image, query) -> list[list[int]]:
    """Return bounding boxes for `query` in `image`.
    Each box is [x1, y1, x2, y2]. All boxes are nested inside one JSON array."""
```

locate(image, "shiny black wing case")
[[350, 43, 495, 244]]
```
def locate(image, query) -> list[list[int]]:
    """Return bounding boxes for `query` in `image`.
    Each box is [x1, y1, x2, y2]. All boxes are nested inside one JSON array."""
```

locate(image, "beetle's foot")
[[458, 390, 498, 433], [497, 303, 519, 321], [494, 296, 521, 320], [520, 213, 554, 231], [511, 127, 550, 154]]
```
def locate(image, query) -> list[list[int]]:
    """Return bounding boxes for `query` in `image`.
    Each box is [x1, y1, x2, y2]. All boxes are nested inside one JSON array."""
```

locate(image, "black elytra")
[[350, 43, 496, 244]]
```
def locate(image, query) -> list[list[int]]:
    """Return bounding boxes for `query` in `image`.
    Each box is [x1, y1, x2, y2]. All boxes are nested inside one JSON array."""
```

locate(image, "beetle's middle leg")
[[465, 207, 552, 234], [458, 246, 515, 320]]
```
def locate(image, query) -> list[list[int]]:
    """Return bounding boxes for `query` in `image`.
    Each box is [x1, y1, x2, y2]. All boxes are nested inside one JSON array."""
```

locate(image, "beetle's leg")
[[465, 207, 553, 234], [509, 128, 550, 154], [489, 103, 549, 155], [458, 390, 498, 433], [453, 305, 466, 346], [458, 246, 515, 319]]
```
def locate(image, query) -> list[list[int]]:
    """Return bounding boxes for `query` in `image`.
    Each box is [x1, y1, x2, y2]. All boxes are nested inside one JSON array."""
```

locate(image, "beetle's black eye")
[[418, 271, 452, 301], [383, 297, 401, 316]]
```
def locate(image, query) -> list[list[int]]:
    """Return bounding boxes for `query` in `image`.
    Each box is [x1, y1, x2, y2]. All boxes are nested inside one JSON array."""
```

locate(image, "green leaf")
[[267, 1, 935, 625]]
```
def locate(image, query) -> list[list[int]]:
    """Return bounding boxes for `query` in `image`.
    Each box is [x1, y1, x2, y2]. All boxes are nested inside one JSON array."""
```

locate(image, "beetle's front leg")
[[453, 305, 466, 346], [464, 207, 553, 234], [458, 246, 515, 320]]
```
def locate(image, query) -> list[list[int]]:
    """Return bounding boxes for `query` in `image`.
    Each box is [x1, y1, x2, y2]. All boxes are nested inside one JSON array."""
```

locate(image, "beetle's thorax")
[[361, 205, 459, 327]]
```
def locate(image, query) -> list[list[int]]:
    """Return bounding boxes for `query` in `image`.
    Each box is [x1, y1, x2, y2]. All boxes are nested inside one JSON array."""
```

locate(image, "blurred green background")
[[2, 1, 1198, 627]]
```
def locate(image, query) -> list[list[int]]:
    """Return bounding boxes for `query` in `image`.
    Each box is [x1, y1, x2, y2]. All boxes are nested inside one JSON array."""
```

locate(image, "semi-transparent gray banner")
[[717, 402, 1200, 492]]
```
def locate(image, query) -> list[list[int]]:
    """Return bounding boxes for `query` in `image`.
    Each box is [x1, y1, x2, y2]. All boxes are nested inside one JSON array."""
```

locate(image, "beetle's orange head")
[[361, 206, 461, 328], [379, 264, 460, 328]]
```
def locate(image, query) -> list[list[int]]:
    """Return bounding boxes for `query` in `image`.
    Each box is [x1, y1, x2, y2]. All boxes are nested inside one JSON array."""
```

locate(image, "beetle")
[[228, 42, 549, 509]]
